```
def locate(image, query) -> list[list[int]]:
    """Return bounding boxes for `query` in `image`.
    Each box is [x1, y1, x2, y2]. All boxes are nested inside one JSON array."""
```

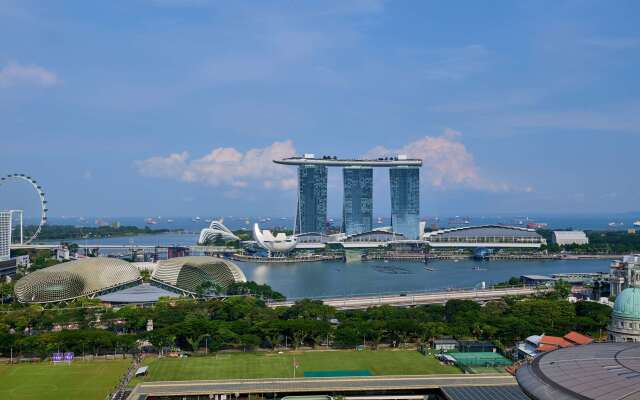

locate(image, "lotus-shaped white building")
[[253, 223, 296, 254], [197, 219, 240, 245]]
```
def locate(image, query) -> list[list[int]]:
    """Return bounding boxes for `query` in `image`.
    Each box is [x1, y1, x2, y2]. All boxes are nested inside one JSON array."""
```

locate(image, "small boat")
[[634, 220, 640, 227], [424, 267, 435, 272], [472, 266, 487, 271]]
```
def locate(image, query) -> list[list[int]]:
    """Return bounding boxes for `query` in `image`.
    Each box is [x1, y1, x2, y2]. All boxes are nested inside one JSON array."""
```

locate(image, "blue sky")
[[1, 0, 639, 218]]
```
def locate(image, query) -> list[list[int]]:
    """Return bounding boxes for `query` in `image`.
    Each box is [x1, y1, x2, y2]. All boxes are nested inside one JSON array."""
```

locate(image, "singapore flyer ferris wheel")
[[0, 173, 48, 244]]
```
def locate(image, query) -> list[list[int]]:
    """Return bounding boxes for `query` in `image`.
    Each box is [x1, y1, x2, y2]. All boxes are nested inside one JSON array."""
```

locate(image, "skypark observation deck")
[[274, 156, 423, 167], [275, 154, 423, 240]]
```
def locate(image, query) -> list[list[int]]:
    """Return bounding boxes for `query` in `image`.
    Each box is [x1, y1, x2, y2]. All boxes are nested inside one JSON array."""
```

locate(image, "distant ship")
[[527, 222, 548, 229], [145, 218, 158, 225], [377, 217, 383, 224], [448, 216, 471, 226], [167, 219, 174, 223], [609, 221, 624, 227], [634, 220, 640, 227]]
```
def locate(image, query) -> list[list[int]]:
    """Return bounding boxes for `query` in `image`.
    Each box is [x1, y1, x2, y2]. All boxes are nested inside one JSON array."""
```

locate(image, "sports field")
[[130, 350, 461, 385], [0, 359, 131, 400]]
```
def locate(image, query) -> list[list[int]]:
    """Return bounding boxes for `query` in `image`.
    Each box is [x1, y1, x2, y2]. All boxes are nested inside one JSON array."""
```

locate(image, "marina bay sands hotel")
[[274, 155, 422, 239]]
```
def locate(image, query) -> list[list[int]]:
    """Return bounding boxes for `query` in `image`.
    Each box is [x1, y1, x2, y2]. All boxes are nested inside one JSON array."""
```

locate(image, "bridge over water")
[[268, 286, 545, 310]]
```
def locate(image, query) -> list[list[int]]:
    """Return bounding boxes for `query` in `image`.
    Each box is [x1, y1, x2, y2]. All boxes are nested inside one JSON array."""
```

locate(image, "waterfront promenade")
[[268, 286, 545, 310], [127, 374, 516, 399]]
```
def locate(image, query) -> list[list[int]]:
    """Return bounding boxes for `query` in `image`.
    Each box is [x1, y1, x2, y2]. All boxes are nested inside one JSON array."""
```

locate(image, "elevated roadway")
[[127, 374, 516, 399], [269, 286, 544, 310]]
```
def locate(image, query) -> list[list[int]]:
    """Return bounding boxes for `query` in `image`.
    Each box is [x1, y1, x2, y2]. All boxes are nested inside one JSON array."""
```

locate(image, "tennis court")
[[448, 352, 511, 374]]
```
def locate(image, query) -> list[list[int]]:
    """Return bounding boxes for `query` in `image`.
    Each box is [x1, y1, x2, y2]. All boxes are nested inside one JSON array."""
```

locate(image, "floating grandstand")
[[14, 257, 141, 303], [424, 225, 546, 248], [151, 256, 247, 295], [197, 219, 240, 245]]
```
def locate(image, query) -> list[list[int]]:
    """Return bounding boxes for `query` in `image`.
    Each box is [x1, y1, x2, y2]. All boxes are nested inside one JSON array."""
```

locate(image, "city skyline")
[[2, 1, 640, 217]]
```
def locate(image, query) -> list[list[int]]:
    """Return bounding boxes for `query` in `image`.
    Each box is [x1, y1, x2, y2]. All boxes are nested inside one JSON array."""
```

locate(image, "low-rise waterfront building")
[[424, 225, 546, 249], [551, 230, 589, 246]]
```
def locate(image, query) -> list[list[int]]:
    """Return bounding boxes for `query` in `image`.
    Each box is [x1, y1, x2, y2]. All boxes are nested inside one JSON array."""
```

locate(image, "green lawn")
[[130, 350, 461, 385], [0, 359, 131, 400]]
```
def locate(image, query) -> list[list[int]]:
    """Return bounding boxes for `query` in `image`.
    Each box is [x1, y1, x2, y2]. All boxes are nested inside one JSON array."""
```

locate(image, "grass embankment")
[[130, 350, 462, 385], [0, 359, 131, 400]]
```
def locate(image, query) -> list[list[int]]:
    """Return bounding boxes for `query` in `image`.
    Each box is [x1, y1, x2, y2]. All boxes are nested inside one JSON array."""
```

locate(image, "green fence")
[[448, 352, 511, 372]]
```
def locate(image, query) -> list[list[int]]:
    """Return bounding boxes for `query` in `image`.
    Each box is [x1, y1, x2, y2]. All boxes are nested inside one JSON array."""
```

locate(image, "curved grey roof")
[[516, 343, 640, 400], [151, 256, 246, 294], [15, 257, 141, 303], [425, 225, 542, 239], [97, 283, 177, 304]]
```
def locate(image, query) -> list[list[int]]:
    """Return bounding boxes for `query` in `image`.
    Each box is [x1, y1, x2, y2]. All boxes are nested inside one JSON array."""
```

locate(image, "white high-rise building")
[[0, 211, 11, 261]]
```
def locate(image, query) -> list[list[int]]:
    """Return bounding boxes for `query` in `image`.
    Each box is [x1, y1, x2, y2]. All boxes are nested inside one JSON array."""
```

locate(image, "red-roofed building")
[[538, 335, 574, 348], [536, 344, 558, 352], [564, 331, 594, 345]]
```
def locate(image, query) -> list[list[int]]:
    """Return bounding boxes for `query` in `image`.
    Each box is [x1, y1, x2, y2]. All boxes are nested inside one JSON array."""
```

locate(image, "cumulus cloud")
[[365, 129, 511, 192], [136, 140, 297, 190], [0, 61, 59, 88], [138, 132, 521, 194]]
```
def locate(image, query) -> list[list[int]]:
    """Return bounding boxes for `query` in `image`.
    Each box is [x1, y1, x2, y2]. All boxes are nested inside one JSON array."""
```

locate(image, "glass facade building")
[[0, 211, 10, 261], [390, 166, 420, 239], [296, 165, 327, 234], [342, 166, 373, 236]]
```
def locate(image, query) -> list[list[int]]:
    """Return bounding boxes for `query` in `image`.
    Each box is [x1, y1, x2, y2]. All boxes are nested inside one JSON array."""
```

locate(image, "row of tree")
[[0, 284, 612, 358]]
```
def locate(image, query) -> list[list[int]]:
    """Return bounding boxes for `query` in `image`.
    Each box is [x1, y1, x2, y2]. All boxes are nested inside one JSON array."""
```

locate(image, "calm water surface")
[[49, 233, 611, 298], [234, 258, 610, 298]]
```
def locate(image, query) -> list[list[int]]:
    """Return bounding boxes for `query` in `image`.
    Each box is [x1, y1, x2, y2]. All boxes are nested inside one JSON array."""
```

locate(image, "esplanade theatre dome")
[[15, 257, 142, 303], [151, 256, 246, 294]]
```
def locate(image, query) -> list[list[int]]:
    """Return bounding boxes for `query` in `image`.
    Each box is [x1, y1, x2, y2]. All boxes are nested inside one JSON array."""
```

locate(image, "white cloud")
[[0, 61, 59, 88], [138, 133, 523, 194], [136, 140, 297, 190], [365, 129, 512, 192]]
